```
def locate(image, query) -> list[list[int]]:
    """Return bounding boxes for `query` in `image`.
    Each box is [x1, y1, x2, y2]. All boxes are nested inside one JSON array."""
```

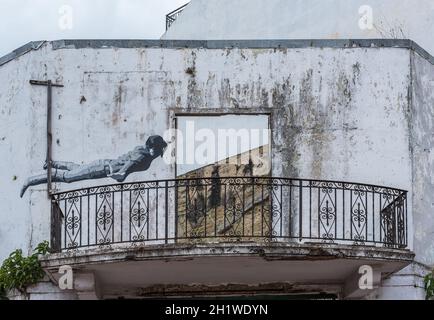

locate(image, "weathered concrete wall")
[[0, 47, 51, 259], [371, 263, 429, 300], [411, 50, 434, 267], [0, 41, 429, 298], [163, 0, 434, 55], [7, 276, 77, 300]]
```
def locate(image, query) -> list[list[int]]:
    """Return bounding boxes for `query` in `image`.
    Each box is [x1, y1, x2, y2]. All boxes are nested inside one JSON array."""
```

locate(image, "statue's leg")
[[20, 170, 68, 197], [62, 160, 110, 183], [44, 161, 80, 171], [21, 160, 111, 197]]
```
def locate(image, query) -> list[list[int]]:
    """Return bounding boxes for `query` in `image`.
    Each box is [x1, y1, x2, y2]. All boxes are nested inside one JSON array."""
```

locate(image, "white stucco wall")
[[163, 0, 434, 56], [411, 51, 434, 267], [0, 41, 432, 298]]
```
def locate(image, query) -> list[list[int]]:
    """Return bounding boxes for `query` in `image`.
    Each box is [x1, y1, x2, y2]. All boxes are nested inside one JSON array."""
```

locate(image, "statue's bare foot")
[[20, 184, 28, 198]]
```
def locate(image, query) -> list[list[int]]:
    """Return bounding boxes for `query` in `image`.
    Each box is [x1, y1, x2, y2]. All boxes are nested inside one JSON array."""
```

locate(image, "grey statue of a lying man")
[[20, 135, 167, 197]]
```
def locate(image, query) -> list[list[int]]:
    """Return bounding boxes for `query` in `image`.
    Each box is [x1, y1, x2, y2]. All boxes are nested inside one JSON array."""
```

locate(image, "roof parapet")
[[1, 39, 434, 67], [0, 41, 45, 67]]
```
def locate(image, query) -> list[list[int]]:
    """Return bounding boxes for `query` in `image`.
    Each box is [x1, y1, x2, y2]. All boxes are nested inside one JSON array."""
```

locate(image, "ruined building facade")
[[0, 1, 433, 300]]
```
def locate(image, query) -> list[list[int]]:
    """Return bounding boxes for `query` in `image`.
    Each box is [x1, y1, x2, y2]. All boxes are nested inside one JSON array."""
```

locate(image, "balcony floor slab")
[[40, 242, 414, 298]]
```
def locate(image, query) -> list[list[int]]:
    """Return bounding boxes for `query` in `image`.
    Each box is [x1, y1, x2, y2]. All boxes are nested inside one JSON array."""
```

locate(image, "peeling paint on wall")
[[0, 43, 431, 295]]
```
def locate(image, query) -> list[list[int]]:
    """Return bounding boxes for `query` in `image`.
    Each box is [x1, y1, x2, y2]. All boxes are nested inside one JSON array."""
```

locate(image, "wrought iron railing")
[[50, 177, 408, 252], [166, 3, 189, 30]]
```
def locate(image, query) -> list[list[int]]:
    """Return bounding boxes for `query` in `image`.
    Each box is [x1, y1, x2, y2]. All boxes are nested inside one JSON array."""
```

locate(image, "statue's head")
[[146, 135, 168, 157]]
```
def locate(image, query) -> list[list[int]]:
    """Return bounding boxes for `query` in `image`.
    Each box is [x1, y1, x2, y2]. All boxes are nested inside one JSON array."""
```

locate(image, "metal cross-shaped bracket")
[[29, 80, 64, 197]]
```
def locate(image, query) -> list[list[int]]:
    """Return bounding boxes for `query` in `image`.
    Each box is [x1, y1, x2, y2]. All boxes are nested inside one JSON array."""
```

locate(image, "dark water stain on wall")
[[112, 84, 126, 126], [186, 51, 203, 110]]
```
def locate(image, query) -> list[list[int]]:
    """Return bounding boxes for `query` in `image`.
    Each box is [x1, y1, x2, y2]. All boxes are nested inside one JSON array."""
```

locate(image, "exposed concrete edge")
[[409, 41, 434, 66], [50, 38, 413, 49], [1, 39, 434, 68], [51, 39, 434, 66], [106, 282, 343, 299], [0, 41, 46, 67], [39, 242, 415, 270]]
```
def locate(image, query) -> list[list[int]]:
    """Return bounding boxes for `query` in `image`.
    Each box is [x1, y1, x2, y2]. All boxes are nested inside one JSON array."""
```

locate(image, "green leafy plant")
[[424, 272, 434, 300], [0, 287, 6, 300], [0, 241, 49, 298]]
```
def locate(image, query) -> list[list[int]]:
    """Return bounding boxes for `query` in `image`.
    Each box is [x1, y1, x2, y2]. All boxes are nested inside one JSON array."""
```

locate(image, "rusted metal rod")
[[29, 80, 63, 197]]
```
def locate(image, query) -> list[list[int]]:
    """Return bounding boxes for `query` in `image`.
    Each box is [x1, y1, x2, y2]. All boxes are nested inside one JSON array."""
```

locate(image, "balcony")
[[166, 3, 189, 31], [49, 177, 408, 251], [40, 177, 413, 298]]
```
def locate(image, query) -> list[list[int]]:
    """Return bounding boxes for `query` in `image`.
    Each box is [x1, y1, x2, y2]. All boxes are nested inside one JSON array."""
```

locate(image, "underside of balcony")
[[40, 241, 414, 299]]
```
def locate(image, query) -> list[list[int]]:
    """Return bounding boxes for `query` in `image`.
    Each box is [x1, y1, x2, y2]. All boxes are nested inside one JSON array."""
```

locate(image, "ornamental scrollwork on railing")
[[50, 176, 408, 251]]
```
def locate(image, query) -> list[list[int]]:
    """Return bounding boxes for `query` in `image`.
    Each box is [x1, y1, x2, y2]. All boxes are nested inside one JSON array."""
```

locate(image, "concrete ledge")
[[49, 39, 434, 65], [0, 41, 45, 66], [38, 243, 414, 299], [40, 242, 414, 270], [1, 39, 434, 68], [51, 39, 414, 50]]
